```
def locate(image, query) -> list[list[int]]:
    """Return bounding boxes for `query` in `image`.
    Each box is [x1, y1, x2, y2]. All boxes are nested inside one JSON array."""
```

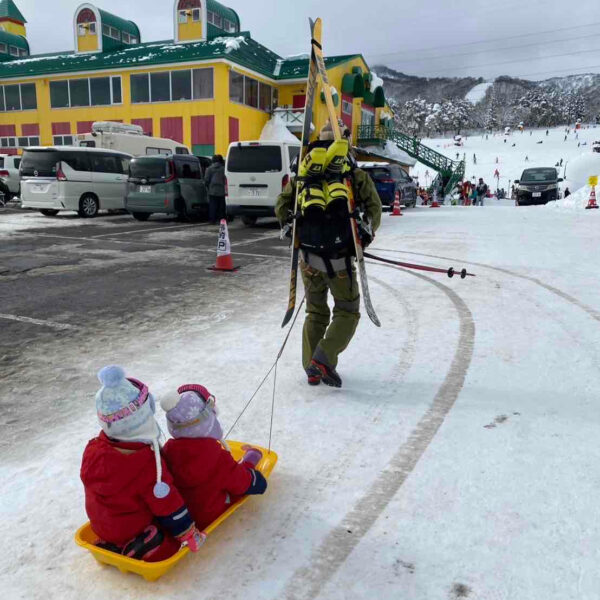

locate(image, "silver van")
[[225, 141, 300, 226], [20, 146, 131, 217]]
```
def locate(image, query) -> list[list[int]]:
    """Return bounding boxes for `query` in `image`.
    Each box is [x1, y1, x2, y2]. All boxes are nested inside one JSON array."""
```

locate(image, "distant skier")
[[504, 138, 507, 143], [495, 156, 499, 164], [275, 122, 382, 388], [473, 153, 477, 165], [560, 158, 563, 166], [546, 129, 549, 136], [525, 155, 529, 162], [512, 143, 516, 147], [456, 152, 460, 160], [564, 135, 568, 142], [564, 187, 571, 197]]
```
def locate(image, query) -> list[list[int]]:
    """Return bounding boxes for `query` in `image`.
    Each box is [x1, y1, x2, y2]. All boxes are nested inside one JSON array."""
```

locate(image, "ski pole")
[[363, 251, 475, 279]]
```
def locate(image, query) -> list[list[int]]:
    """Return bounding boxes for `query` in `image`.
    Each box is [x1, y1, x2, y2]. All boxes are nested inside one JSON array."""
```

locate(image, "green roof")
[[206, 0, 240, 30], [277, 54, 362, 79], [0, 32, 363, 83], [0, 0, 26, 23], [98, 9, 141, 52], [0, 28, 28, 57]]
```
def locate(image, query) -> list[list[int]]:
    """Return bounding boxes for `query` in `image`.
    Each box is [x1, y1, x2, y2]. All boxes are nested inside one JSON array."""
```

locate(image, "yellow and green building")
[[0, 0, 394, 158]]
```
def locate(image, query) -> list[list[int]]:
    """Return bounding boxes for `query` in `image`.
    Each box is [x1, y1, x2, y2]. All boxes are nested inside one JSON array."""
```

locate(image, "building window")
[[193, 68, 213, 99], [207, 11, 214, 24], [110, 27, 120, 40], [213, 13, 222, 27], [361, 108, 375, 127], [0, 43, 6, 54], [131, 73, 150, 103], [78, 24, 86, 36], [259, 82, 272, 112], [192, 8, 201, 21], [102, 24, 109, 36], [171, 70, 191, 101], [69, 79, 90, 107], [342, 100, 353, 116], [9, 46, 18, 57], [130, 37, 138, 44], [244, 78, 258, 108], [0, 83, 37, 111], [229, 72, 271, 112], [229, 70, 243, 103], [52, 135, 74, 146], [20, 84, 36, 110], [19, 48, 27, 57], [122, 32, 130, 44], [15, 136, 39, 148], [50, 76, 122, 108], [89, 22, 96, 34], [112, 76, 122, 104], [150, 72, 170, 103], [131, 69, 213, 104], [178, 10, 188, 23]]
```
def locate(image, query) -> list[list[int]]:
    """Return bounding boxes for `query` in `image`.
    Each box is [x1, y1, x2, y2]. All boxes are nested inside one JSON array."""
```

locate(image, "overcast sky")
[[16, 0, 600, 81]]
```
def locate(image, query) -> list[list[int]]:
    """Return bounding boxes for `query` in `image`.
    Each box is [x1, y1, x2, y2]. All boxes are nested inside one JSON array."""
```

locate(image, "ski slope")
[[2, 200, 600, 599], [413, 124, 600, 194]]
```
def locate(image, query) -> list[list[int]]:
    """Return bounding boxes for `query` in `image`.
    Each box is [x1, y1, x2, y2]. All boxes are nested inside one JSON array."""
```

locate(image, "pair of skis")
[[281, 18, 381, 328]]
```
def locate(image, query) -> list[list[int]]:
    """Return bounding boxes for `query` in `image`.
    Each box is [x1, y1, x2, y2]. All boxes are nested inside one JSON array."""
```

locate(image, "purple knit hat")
[[161, 384, 223, 440]]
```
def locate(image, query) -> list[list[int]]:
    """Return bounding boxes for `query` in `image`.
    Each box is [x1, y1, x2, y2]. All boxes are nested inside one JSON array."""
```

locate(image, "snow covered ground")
[[414, 124, 600, 195], [2, 202, 600, 599]]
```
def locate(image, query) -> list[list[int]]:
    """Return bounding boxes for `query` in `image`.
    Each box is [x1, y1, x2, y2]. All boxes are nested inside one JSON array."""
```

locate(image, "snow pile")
[[563, 152, 600, 192], [284, 53, 310, 60], [209, 36, 246, 52], [362, 141, 417, 166], [546, 185, 599, 211], [465, 82, 493, 105], [259, 112, 300, 143], [370, 71, 384, 90]]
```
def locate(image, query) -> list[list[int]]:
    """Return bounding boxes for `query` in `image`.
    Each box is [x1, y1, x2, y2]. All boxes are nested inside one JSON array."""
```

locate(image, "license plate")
[[248, 188, 261, 197], [33, 184, 45, 192], [532, 192, 542, 198], [139, 185, 151, 193]]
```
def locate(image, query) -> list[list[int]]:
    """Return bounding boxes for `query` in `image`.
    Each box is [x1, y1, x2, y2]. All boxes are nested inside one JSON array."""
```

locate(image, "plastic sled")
[[74, 440, 278, 582]]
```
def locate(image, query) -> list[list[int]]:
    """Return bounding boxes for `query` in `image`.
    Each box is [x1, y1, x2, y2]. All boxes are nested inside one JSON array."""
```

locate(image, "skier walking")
[[473, 153, 477, 165], [275, 123, 381, 388], [476, 177, 488, 206]]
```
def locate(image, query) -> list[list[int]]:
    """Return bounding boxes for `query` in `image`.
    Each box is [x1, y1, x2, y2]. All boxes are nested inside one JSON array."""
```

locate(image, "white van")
[[225, 140, 300, 225], [76, 122, 190, 157], [20, 146, 132, 217]]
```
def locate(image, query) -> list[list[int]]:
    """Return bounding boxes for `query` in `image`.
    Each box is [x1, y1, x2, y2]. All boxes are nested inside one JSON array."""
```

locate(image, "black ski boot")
[[95, 540, 123, 554], [306, 368, 321, 386], [122, 525, 164, 560], [307, 359, 342, 388]]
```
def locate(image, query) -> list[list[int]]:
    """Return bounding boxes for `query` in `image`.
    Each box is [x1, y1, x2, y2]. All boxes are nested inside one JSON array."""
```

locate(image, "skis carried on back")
[[281, 18, 321, 328], [312, 33, 381, 327]]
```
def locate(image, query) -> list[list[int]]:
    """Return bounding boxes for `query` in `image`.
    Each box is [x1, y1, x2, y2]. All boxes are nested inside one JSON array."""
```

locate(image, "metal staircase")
[[357, 125, 465, 196]]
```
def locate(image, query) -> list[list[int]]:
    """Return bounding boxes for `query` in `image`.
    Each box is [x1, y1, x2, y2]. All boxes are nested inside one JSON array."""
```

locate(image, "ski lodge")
[[0, 0, 401, 161]]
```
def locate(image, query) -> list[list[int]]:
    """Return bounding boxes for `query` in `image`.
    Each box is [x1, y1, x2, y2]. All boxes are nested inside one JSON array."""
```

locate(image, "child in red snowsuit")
[[81, 366, 205, 562], [162, 385, 267, 530]]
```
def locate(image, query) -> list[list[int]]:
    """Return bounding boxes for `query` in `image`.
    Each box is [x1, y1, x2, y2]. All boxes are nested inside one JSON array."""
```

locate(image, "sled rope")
[[225, 296, 306, 444]]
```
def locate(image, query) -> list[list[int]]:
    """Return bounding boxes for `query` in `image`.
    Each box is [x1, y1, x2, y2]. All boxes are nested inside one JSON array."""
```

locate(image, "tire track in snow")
[[372, 247, 600, 323], [282, 267, 475, 600]]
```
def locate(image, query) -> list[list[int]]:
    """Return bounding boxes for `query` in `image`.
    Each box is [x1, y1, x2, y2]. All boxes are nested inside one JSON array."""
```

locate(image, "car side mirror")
[[513, 180, 519, 184], [558, 178, 564, 182]]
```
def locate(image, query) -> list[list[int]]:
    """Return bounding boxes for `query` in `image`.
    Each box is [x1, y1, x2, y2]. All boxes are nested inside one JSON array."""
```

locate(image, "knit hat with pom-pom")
[[161, 384, 223, 441], [95, 365, 170, 499]]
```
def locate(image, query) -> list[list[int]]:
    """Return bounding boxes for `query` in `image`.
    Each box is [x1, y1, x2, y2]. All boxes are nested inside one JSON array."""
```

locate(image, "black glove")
[[357, 219, 373, 247]]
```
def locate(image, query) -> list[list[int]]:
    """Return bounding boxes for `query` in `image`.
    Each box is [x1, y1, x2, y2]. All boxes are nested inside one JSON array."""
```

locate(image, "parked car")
[[225, 140, 301, 226], [126, 154, 208, 221], [514, 167, 562, 206], [359, 161, 418, 208], [0, 154, 22, 202], [20, 147, 132, 217]]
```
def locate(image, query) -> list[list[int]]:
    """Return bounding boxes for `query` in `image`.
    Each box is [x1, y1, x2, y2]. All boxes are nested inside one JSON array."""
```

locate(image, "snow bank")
[[259, 112, 300, 143], [362, 141, 417, 166], [546, 185, 600, 211], [465, 82, 492, 105], [209, 36, 246, 52], [563, 152, 600, 192]]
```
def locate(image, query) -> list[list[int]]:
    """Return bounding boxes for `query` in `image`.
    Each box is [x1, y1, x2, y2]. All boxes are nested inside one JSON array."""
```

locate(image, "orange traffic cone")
[[585, 186, 599, 209], [209, 219, 239, 271], [390, 189, 403, 216], [430, 190, 441, 208]]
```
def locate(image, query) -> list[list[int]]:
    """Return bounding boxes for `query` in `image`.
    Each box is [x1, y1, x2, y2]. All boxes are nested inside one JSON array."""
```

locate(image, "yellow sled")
[[74, 441, 278, 582]]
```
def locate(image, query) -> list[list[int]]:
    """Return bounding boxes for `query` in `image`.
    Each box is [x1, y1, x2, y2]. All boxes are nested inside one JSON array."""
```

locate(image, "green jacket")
[[275, 167, 382, 232]]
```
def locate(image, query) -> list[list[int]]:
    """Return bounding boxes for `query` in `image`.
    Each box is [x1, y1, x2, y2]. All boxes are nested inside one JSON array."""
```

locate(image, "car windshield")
[[228, 146, 282, 173], [129, 158, 168, 180], [520, 168, 557, 183], [21, 150, 60, 177]]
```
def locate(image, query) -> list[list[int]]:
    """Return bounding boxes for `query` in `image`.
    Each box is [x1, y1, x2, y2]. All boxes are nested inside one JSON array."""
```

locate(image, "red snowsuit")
[[163, 438, 255, 530], [80, 432, 184, 561]]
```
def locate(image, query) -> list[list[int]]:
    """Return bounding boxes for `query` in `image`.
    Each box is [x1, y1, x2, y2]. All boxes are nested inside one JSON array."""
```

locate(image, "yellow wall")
[[0, 20, 26, 37], [178, 19, 203, 42], [77, 32, 98, 53]]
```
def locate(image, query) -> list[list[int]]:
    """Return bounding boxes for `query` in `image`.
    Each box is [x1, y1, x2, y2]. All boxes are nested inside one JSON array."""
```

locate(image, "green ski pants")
[[300, 261, 360, 370]]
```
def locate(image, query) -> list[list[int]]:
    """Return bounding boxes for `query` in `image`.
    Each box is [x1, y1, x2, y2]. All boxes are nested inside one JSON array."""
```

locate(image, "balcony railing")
[[272, 107, 313, 132]]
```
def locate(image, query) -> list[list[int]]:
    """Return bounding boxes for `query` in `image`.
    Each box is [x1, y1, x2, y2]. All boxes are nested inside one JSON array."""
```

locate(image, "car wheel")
[[78, 194, 99, 218], [40, 209, 59, 217], [242, 216, 257, 226], [132, 212, 151, 221]]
